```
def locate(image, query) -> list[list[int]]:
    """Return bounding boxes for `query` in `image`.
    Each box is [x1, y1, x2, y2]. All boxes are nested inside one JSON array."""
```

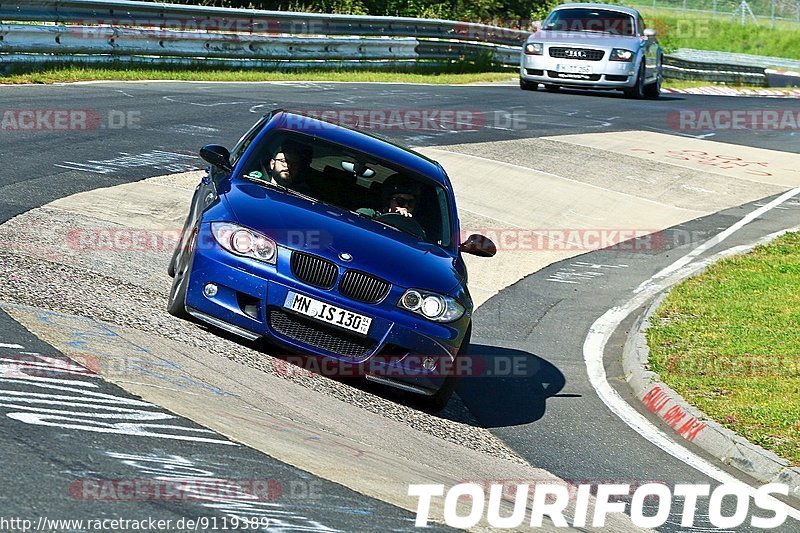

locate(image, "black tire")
[[519, 78, 538, 91], [644, 61, 662, 99], [423, 326, 471, 411], [544, 84, 561, 92], [167, 228, 197, 319], [167, 252, 177, 278], [624, 62, 646, 99], [168, 214, 195, 277]]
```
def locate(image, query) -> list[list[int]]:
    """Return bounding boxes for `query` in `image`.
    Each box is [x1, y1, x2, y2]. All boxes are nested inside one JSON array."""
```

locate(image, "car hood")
[[530, 30, 643, 50], [222, 181, 461, 294]]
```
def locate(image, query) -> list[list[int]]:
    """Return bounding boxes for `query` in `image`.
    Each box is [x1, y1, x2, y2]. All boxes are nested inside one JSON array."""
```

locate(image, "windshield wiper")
[[349, 209, 425, 240], [242, 174, 320, 203]]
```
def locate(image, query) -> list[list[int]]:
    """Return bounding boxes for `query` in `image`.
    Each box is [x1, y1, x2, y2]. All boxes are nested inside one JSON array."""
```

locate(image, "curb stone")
[[662, 87, 800, 98], [623, 293, 800, 503]]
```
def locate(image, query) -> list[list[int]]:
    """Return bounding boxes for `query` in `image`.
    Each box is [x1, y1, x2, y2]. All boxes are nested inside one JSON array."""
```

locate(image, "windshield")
[[543, 8, 636, 36], [238, 130, 453, 248]]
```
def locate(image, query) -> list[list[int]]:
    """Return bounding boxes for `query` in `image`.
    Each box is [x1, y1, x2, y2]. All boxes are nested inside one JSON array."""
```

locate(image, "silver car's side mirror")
[[643, 28, 657, 38]]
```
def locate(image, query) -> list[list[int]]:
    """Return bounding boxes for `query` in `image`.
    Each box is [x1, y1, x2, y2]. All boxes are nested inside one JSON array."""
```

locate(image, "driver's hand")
[[390, 207, 412, 217]]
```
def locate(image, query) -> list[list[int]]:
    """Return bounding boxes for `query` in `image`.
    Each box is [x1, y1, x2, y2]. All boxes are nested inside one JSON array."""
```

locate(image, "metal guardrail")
[[0, 24, 421, 61], [663, 55, 768, 84], [0, 0, 772, 83], [0, 0, 524, 69], [0, 0, 529, 45], [670, 48, 800, 71]]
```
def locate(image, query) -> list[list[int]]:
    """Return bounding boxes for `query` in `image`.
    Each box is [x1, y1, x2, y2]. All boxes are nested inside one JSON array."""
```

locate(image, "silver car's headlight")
[[610, 48, 634, 61], [524, 42, 544, 55], [399, 289, 465, 323], [211, 222, 277, 264]]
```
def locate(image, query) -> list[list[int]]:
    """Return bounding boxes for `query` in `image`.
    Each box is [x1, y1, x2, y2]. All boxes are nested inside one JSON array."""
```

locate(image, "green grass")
[[647, 231, 800, 466], [637, 8, 800, 59], [661, 79, 778, 90], [0, 65, 515, 85], [0, 65, 775, 90]]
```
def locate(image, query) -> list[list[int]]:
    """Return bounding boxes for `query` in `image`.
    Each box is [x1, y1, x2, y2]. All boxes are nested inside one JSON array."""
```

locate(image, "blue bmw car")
[[167, 110, 495, 409]]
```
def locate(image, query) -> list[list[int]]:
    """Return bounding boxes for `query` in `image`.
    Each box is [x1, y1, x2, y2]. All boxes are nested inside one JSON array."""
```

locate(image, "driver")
[[359, 176, 421, 218]]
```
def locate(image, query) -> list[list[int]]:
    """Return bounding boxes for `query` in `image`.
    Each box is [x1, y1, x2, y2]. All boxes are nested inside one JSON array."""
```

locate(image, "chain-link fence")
[[629, 0, 800, 26]]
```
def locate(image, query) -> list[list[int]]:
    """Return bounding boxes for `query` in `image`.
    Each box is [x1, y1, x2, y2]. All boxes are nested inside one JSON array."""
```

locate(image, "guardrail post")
[[771, 0, 776, 28]]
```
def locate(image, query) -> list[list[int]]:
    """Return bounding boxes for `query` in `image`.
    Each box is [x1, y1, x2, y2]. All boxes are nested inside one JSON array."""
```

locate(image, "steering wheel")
[[375, 212, 427, 240]]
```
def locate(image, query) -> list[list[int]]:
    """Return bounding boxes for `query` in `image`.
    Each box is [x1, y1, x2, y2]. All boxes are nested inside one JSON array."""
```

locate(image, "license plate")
[[284, 292, 372, 336], [557, 64, 592, 75]]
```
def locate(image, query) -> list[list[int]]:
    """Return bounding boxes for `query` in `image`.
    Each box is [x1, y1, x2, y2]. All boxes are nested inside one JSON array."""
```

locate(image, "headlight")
[[398, 289, 465, 323], [211, 222, 277, 264], [524, 42, 544, 55], [610, 48, 634, 61]]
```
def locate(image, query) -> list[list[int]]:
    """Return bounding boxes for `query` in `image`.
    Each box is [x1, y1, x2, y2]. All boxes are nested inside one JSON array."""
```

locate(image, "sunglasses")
[[273, 156, 302, 165], [391, 195, 416, 208]]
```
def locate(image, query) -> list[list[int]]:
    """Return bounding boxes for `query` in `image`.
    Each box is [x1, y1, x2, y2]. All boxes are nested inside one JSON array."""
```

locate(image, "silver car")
[[519, 3, 662, 98]]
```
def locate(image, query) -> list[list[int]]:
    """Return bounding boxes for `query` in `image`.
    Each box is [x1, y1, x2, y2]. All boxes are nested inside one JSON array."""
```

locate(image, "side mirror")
[[200, 144, 232, 171], [643, 28, 657, 38], [459, 234, 497, 257]]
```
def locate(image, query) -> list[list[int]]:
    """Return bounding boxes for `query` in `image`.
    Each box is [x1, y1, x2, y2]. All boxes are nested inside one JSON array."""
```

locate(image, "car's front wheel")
[[422, 326, 471, 411], [519, 78, 538, 91], [624, 62, 646, 99], [167, 227, 197, 319], [644, 59, 662, 99]]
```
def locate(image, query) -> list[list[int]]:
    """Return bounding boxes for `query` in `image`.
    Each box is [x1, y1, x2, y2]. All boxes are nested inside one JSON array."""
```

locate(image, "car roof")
[[268, 110, 448, 185], [553, 3, 640, 17]]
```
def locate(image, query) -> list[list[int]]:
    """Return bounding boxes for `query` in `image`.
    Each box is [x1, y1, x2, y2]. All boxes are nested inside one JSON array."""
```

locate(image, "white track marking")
[[162, 96, 251, 107], [636, 187, 800, 294], [0, 343, 24, 349], [584, 191, 800, 521]]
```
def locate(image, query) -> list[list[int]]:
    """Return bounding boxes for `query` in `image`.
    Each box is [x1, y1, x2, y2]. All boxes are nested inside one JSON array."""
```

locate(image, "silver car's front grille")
[[290, 251, 338, 290], [549, 47, 605, 61], [339, 270, 391, 304], [547, 71, 602, 81]]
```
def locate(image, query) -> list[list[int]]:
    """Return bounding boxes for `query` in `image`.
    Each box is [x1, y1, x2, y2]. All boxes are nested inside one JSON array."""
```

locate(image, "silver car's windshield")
[[543, 8, 636, 36]]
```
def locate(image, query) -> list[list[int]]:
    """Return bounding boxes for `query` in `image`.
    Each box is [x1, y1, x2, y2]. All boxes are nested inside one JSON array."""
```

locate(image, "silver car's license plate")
[[557, 64, 592, 75], [284, 292, 372, 335]]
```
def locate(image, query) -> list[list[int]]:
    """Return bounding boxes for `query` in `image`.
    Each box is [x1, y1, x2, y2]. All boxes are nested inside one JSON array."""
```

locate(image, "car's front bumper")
[[184, 223, 470, 395], [520, 50, 637, 89]]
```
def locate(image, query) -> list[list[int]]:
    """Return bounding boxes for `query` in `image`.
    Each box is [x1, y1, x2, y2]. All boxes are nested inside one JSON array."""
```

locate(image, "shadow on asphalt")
[[450, 343, 568, 428], [198, 320, 569, 426], [540, 87, 684, 101]]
